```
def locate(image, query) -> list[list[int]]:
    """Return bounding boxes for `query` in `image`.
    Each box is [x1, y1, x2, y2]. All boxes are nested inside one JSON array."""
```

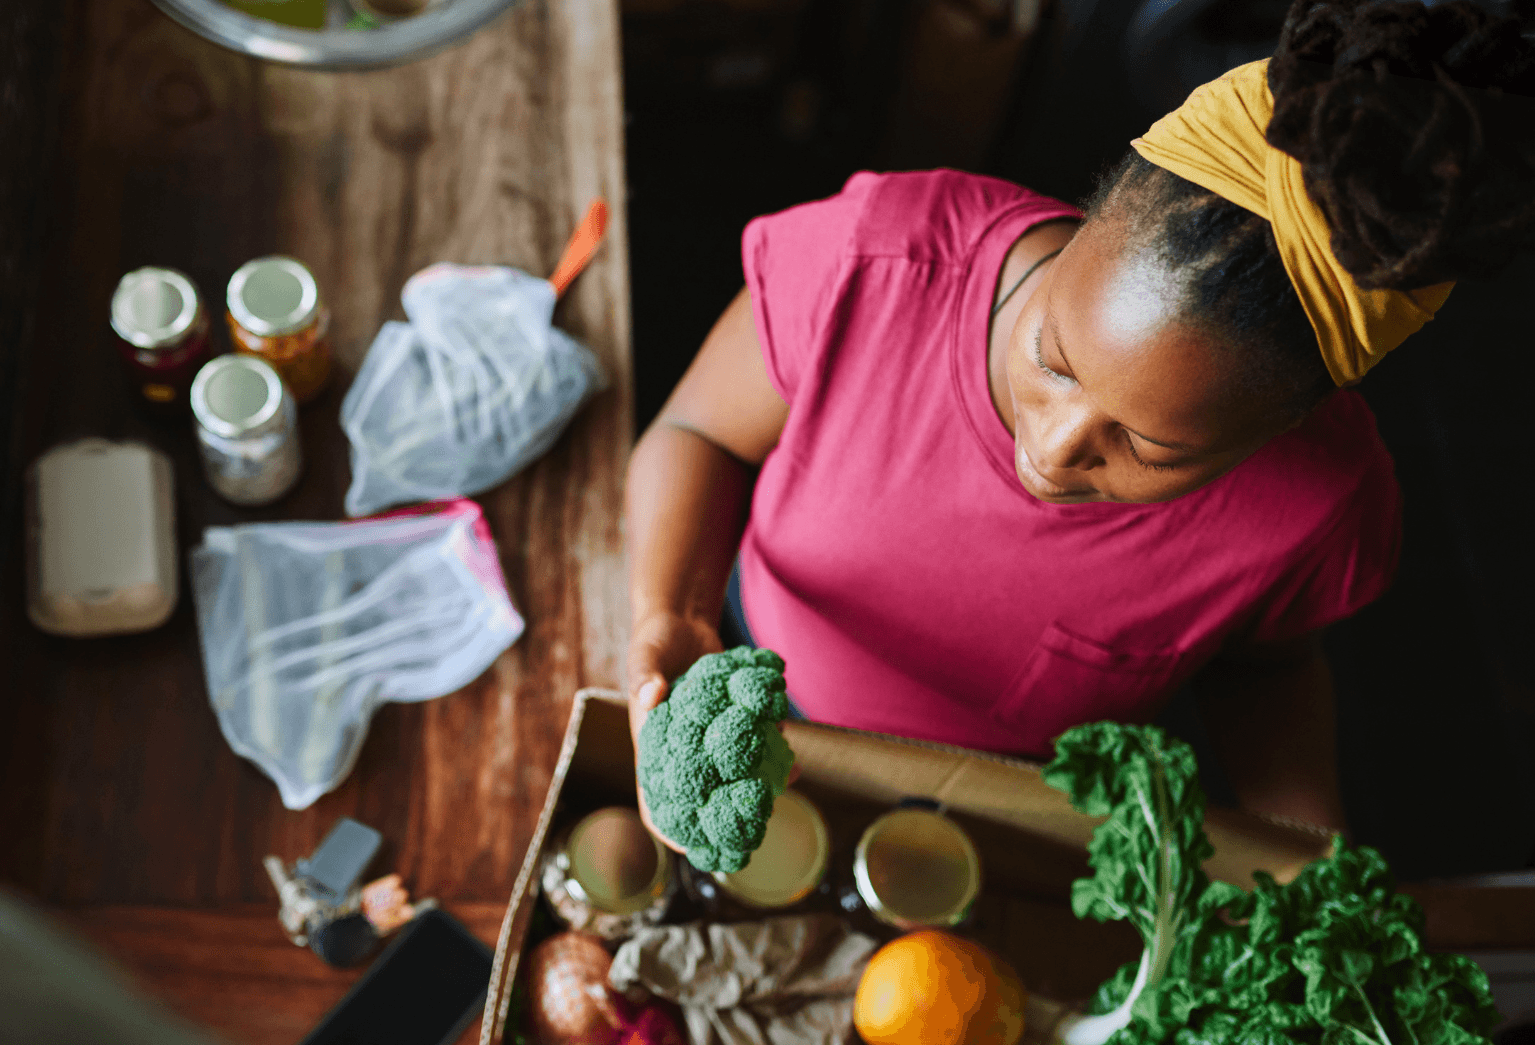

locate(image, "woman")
[[624, 0, 1535, 835]]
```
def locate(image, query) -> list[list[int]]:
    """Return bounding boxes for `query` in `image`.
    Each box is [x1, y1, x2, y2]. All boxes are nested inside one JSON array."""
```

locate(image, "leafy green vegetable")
[[1042, 722, 1501, 1045], [1044, 722, 1220, 1044]]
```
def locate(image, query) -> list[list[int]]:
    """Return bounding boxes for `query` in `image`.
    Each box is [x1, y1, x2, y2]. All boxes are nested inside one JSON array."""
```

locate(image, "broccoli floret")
[[756, 724, 794, 793], [637, 646, 795, 873], [727, 666, 790, 721], [669, 672, 732, 727], [704, 705, 765, 779]]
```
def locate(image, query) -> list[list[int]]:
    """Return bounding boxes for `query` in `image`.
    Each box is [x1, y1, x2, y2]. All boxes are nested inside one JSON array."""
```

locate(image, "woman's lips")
[[1014, 444, 1094, 500]]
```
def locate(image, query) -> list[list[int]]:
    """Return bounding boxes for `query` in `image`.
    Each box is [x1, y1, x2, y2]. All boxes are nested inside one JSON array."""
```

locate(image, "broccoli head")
[[636, 647, 795, 872]]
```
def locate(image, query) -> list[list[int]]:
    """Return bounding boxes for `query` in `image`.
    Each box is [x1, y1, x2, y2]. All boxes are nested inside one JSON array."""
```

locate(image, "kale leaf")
[[1042, 722, 1501, 1045]]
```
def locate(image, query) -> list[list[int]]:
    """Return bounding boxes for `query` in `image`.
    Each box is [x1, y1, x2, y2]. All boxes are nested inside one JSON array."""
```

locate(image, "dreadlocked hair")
[[1086, 0, 1535, 420]]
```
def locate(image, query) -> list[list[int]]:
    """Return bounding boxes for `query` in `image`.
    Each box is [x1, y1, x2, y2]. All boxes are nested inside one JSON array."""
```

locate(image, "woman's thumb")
[[633, 675, 665, 710]]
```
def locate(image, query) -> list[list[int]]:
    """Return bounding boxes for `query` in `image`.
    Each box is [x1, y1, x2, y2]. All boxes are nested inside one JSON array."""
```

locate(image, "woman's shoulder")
[[848, 169, 1078, 262], [748, 169, 1078, 268], [1214, 388, 1399, 542], [1183, 388, 1403, 643], [1282, 388, 1394, 480]]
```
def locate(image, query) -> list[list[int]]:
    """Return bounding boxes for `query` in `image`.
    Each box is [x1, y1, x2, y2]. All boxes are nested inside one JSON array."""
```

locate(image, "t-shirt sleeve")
[[1245, 446, 1404, 645], [741, 173, 876, 403]]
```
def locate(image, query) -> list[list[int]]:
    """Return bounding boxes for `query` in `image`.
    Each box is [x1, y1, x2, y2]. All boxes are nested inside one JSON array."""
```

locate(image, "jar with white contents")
[[189, 355, 302, 506]]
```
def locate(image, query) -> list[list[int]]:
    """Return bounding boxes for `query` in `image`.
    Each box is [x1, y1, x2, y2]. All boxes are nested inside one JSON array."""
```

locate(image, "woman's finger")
[[626, 637, 664, 698], [634, 676, 666, 711], [628, 671, 669, 749]]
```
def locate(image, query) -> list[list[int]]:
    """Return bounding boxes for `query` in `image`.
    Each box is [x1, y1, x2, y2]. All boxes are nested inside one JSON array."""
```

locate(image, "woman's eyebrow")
[[1046, 307, 1202, 454]]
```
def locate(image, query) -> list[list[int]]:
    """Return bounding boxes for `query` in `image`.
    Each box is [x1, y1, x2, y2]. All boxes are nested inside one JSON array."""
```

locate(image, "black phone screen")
[[300, 908, 494, 1045]]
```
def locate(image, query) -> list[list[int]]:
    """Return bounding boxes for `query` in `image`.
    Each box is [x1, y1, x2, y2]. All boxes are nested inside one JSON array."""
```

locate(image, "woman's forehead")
[[1092, 243, 1186, 347], [1049, 225, 1268, 450]]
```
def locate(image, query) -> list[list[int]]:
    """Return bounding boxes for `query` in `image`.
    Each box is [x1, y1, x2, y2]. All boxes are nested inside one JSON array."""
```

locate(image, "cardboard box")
[[479, 688, 1334, 1045]]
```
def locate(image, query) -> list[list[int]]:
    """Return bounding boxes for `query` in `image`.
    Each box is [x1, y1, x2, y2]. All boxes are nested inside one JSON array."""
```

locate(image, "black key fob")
[[309, 912, 379, 968]]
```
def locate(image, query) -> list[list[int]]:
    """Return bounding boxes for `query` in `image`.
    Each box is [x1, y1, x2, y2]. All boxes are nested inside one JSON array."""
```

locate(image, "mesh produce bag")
[[190, 499, 523, 808], [341, 263, 607, 518]]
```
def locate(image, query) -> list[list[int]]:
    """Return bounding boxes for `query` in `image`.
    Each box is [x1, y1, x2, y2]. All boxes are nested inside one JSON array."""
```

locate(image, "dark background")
[[4, 0, 1532, 882]]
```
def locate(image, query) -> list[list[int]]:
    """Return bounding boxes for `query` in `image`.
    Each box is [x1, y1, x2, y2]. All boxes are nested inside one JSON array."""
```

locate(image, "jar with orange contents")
[[225, 255, 333, 404]]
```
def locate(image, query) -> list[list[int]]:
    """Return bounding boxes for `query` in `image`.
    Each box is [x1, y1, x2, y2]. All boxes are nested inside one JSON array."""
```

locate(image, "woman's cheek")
[[1005, 342, 1048, 416]]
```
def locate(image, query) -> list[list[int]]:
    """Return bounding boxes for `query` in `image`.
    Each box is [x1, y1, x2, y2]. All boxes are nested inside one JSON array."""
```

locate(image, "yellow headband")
[[1131, 59, 1454, 386]]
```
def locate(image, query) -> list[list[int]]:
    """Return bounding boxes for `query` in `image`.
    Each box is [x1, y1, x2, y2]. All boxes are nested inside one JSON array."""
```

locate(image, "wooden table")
[[0, 0, 630, 1041]]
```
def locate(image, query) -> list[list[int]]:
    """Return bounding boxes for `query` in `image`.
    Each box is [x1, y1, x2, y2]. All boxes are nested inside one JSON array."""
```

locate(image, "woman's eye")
[[1123, 431, 1182, 472], [1033, 332, 1068, 381]]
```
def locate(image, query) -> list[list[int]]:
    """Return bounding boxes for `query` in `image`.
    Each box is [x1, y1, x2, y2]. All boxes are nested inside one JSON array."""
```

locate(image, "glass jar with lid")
[[540, 806, 676, 941], [110, 266, 212, 407], [844, 799, 982, 932], [682, 789, 832, 919], [226, 255, 333, 404], [189, 354, 303, 506]]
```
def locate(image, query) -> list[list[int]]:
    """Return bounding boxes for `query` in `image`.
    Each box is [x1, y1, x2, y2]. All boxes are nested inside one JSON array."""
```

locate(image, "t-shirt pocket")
[[991, 621, 1189, 754]]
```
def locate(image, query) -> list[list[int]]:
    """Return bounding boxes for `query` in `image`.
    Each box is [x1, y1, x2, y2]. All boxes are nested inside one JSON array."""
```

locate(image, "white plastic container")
[[25, 438, 178, 637]]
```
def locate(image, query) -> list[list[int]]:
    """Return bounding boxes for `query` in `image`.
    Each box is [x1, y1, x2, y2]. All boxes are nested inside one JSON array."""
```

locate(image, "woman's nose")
[[1035, 398, 1103, 472]]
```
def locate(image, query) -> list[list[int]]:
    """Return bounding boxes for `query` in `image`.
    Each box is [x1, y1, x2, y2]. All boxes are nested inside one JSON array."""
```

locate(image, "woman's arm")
[[1192, 630, 1349, 832], [624, 285, 789, 742]]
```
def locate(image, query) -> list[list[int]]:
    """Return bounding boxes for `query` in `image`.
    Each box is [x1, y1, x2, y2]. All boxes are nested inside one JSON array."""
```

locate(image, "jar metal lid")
[[111, 267, 202, 350], [715, 789, 829, 908], [562, 807, 673, 916], [227, 255, 321, 338], [853, 806, 981, 929], [191, 355, 286, 440]]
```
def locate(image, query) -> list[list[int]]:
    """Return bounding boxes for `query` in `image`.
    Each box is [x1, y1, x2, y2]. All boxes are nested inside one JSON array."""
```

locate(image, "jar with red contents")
[[226, 255, 333, 405], [110, 267, 213, 407]]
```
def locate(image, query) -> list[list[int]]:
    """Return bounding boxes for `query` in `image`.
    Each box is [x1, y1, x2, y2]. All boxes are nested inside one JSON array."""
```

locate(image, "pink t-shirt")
[[737, 169, 1402, 759]]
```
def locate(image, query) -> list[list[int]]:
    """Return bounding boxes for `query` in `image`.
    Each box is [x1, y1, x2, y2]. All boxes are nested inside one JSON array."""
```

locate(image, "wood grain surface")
[[65, 902, 510, 1044], [0, 0, 631, 1039]]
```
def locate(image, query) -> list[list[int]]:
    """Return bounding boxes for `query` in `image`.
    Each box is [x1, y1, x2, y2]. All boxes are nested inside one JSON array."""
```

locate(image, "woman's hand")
[[627, 610, 725, 853]]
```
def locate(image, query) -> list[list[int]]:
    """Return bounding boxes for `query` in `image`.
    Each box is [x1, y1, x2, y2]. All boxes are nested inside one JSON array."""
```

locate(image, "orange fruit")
[[854, 931, 1027, 1045]]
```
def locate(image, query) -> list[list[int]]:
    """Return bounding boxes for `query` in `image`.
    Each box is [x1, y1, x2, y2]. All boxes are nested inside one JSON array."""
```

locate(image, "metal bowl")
[[147, 0, 521, 70]]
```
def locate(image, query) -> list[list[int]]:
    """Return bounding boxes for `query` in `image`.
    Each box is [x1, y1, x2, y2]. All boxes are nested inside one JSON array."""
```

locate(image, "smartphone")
[[300, 908, 494, 1045]]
